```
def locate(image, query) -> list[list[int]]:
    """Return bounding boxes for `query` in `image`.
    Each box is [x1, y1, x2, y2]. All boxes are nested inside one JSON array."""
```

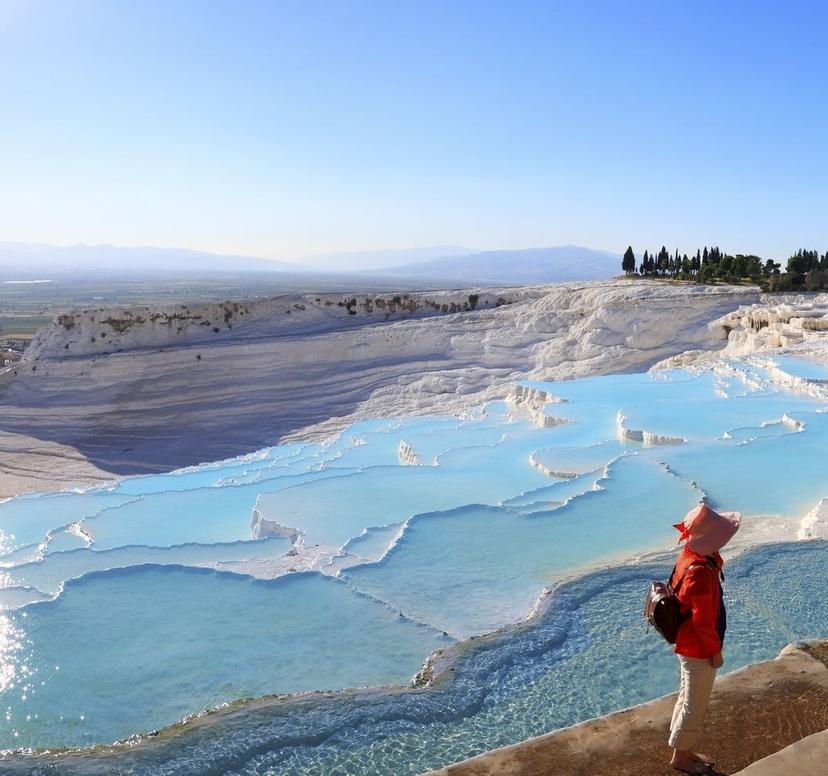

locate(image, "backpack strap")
[[672, 560, 713, 594], [674, 557, 724, 594], [702, 555, 725, 583]]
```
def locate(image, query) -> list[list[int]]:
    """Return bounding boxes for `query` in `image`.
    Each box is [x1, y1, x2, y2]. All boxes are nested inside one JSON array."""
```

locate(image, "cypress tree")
[[622, 246, 636, 275], [658, 246, 669, 276]]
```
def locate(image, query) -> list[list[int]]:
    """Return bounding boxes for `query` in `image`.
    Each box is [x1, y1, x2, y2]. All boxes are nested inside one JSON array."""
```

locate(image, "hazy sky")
[[1, 1, 826, 263]]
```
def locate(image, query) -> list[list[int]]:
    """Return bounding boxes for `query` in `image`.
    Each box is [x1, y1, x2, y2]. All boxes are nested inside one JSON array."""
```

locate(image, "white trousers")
[[668, 655, 717, 750]]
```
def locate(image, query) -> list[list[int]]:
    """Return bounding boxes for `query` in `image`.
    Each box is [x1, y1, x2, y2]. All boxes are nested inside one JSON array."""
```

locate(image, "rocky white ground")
[[0, 279, 770, 497], [660, 290, 828, 367]]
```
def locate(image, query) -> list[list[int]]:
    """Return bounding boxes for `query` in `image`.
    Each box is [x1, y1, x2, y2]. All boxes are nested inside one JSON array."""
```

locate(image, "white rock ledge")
[[615, 411, 685, 446]]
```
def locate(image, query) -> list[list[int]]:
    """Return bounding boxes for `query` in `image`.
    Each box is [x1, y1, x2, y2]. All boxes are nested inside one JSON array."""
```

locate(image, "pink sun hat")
[[673, 503, 742, 555]]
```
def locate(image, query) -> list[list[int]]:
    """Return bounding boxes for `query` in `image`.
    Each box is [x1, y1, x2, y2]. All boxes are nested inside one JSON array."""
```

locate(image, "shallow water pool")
[[0, 355, 825, 769]]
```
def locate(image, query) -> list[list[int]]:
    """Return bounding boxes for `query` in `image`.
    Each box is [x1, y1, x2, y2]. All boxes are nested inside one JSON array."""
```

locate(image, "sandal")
[[671, 762, 712, 775], [693, 753, 715, 766]]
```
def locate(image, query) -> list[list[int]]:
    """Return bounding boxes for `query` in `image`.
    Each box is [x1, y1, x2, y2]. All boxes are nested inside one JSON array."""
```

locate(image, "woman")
[[668, 503, 741, 775]]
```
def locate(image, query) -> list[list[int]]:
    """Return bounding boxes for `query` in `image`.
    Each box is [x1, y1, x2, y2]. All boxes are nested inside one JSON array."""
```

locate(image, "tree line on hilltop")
[[621, 245, 828, 291]]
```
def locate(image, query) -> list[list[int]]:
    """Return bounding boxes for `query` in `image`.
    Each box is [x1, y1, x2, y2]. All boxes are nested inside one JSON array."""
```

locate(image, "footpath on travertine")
[[423, 641, 828, 776], [732, 729, 828, 775]]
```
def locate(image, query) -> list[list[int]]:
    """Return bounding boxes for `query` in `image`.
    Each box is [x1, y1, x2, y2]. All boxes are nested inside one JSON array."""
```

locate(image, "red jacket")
[[671, 548, 725, 659]]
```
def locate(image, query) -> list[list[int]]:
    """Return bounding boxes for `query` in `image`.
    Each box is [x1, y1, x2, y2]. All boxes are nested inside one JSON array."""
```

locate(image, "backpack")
[[644, 558, 718, 644]]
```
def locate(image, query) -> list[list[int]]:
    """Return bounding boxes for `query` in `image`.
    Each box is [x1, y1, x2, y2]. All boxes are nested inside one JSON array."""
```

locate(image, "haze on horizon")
[[1, 1, 827, 266]]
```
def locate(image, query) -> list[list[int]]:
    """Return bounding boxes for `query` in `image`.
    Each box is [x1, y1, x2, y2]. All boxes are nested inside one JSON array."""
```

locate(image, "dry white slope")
[[0, 280, 759, 497]]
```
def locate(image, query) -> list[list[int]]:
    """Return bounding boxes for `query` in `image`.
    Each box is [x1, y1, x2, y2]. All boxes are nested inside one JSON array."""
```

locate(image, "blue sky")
[[1, 0, 826, 263]]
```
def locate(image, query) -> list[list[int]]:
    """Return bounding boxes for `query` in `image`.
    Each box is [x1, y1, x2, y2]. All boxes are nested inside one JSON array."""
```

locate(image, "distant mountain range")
[[371, 245, 621, 284], [0, 242, 621, 285], [300, 245, 469, 271], [0, 242, 296, 273]]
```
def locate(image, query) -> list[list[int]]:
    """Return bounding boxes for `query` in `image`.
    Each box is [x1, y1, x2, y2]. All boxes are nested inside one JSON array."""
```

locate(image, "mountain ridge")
[[0, 241, 621, 283], [0, 242, 297, 273], [369, 245, 621, 284]]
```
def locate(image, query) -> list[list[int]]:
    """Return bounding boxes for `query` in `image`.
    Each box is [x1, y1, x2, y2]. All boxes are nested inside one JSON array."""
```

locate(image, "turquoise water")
[[3, 537, 293, 595], [529, 440, 624, 476], [770, 354, 828, 381], [0, 355, 826, 771], [0, 492, 137, 557], [654, 411, 828, 516], [2, 568, 450, 749], [343, 455, 698, 638], [86, 471, 356, 550], [0, 541, 824, 775]]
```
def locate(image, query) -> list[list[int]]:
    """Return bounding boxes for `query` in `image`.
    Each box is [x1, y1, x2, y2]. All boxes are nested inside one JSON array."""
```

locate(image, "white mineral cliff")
[[712, 291, 828, 357], [23, 290, 521, 362], [0, 280, 759, 496]]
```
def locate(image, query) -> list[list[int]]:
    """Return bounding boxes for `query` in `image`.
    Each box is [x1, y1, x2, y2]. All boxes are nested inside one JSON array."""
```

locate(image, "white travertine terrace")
[[713, 292, 828, 356], [614, 410, 686, 446], [0, 280, 761, 497], [1, 281, 827, 772], [527, 452, 581, 479], [397, 440, 422, 466]]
